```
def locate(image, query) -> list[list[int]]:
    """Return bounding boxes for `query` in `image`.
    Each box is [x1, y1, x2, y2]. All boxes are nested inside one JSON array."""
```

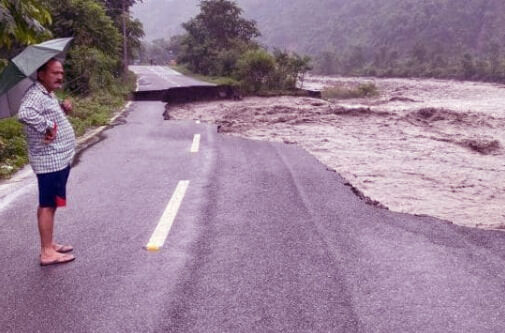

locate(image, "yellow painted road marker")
[[145, 180, 190, 251], [191, 134, 201, 153]]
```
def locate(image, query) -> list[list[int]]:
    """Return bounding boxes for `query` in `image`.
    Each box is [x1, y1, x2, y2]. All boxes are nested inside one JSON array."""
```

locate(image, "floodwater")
[[168, 75, 505, 229]]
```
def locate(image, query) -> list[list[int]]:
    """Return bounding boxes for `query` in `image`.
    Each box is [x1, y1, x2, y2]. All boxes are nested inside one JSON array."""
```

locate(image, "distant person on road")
[[18, 58, 76, 266]]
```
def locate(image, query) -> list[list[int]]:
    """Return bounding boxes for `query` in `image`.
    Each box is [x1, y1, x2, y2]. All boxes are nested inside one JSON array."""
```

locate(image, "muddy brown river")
[[168, 75, 505, 229]]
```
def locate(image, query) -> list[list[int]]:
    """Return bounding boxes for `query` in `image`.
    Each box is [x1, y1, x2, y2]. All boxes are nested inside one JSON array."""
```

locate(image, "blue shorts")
[[36, 166, 71, 208]]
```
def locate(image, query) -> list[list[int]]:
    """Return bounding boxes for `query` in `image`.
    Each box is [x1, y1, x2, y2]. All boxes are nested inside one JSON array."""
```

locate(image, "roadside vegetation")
[[170, 64, 240, 87], [0, 0, 143, 178], [141, 0, 312, 95]]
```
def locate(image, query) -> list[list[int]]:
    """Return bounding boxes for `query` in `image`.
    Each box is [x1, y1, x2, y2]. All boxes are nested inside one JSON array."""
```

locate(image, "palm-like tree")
[[0, 0, 52, 49]]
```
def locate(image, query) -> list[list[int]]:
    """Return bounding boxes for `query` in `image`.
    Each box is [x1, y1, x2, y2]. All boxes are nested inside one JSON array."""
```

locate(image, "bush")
[[215, 47, 243, 77], [272, 50, 312, 90], [235, 49, 276, 92], [322, 83, 379, 99], [65, 46, 119, 95], [0, 118, 24, 139], [0, 118, 28, 176], [357, 83, 379, 96]]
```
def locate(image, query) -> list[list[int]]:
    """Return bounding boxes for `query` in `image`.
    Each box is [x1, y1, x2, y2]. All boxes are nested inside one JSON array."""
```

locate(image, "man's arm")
[[18, 105, 58, 144], [60, 98, 73, 115], [18, 104, 55, 134]]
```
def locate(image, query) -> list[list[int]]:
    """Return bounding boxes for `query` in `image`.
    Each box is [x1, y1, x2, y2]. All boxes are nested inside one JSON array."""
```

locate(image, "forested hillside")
[[239, 0, 505, 79], [239, 0, 505, 55], [133, 0, 505, 80]]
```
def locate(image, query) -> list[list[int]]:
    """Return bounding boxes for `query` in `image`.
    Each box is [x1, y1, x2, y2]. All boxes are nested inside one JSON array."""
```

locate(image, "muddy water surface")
[[169, 76, 505, 229]]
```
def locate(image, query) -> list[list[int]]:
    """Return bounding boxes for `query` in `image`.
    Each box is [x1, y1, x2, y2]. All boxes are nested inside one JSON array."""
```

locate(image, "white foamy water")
[[304, 75, 505, 117], [170, 76, 505, 229]]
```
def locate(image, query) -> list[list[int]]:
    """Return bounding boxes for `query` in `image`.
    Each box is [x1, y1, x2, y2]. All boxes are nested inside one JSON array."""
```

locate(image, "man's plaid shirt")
[[18, 82, 76, 174]]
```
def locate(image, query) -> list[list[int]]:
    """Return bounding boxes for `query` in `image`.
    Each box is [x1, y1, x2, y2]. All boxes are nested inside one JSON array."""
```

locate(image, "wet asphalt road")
[[130, 65, 214, 91], [1, 67, 505, 332]]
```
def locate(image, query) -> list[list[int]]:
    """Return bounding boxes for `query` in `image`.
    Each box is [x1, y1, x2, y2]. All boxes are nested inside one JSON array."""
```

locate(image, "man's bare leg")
[[38, 207, 74, 263]]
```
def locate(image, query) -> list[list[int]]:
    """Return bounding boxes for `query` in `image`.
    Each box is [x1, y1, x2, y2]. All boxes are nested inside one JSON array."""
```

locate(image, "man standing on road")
[[18, 58, 76, 266]]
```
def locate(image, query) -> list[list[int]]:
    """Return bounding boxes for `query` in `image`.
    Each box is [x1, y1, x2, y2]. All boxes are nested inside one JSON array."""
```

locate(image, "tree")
[[486, 42, 501, 77], [315, 51, 340, 75], [177, 0, 311, 92], [178, 0, 259, 74], [345, 46, 365, 72], [43, 0, 122, 94], [273, 49, 311, 89], [0, 0, 51, 49], [461, 53, 476, 79], [373, 47, 388, 68], [101, 0, 139, 19], [236, 49, 275, 92], [139, 37, 182, 65], [185, 0, 259, 49], [288, 53, 312, 89], [45, 0, 121, 55], [125, 17, 145, 62], [99, 0, 144, 73], [411, 42, 428, 63]]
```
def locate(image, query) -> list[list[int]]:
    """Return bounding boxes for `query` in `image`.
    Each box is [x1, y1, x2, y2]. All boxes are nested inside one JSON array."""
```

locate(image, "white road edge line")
[[0, 97, 136, 213], [191, 134, 201, 153], [0, 182, 36, 214], [145, 180, 190, 251], [76, 101, 132, 147]]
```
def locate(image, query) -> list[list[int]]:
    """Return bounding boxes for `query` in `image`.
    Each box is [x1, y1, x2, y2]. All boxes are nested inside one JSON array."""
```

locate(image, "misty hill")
[[133, 0, 505, 78], [131, 0, 199, 40], [244, 0, 505, 54], [134, 0, 504, 53]]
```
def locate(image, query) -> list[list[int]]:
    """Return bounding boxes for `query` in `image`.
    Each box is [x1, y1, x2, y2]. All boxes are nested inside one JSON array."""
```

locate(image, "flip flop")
[[54, 244, 73, 253], [40, 254, 75, 266]]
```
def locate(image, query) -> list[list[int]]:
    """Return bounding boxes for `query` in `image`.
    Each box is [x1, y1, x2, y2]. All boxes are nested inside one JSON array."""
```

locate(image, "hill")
[[132, 0, 505, 79], [131, 0, 199, 40]]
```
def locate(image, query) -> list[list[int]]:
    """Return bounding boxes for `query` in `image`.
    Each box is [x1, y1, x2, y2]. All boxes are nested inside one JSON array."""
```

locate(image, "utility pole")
[[122, 0, 128, 75]]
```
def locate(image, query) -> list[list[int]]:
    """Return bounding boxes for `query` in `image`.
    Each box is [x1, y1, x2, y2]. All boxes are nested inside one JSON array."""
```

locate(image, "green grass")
[[170, 64, 240, 86], [0, 71, 136, 179], [322, 83, 379, 99], [0, 118, 28, 178], [170, 64, 315, 97]]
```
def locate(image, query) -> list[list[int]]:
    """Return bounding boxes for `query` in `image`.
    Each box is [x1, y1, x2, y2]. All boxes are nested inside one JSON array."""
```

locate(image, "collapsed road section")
[[130, 65, 238, 105], [129, 65, 321, 119], [133, 84, 239, 104]]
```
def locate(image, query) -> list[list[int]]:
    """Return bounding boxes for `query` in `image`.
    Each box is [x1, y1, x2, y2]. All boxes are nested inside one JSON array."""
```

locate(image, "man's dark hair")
[[37, 58, 60, 74]]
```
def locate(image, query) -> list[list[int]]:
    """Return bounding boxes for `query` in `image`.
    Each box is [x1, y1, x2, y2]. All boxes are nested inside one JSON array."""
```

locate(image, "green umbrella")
[[0, 37, 73, 119]]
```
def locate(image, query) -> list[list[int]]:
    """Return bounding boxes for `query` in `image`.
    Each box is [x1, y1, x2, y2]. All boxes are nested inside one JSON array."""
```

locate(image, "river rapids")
[[168, 75, 505, 229]]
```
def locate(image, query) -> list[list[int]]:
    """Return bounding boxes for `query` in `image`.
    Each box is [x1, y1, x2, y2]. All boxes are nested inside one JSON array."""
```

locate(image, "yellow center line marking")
[[191, 134, 201, 153], [145, 180, 190, 251]]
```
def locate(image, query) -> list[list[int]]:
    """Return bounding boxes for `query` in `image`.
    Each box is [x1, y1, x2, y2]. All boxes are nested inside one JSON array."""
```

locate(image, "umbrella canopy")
[[0, 37, 73, 119]]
